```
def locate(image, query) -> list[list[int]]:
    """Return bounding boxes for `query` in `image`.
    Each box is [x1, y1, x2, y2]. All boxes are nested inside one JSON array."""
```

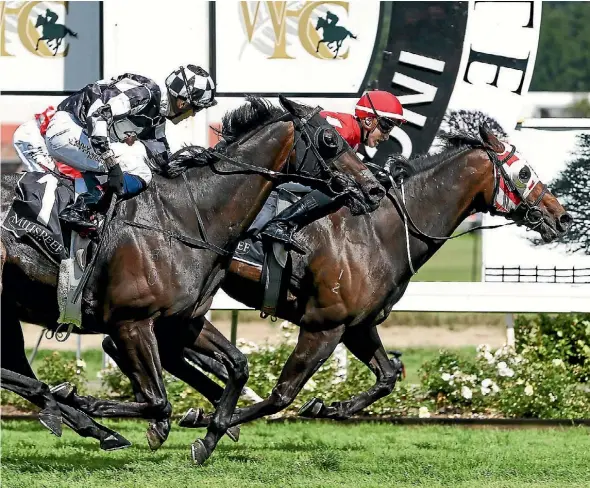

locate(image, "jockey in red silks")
[[261, 90, 405, 253]]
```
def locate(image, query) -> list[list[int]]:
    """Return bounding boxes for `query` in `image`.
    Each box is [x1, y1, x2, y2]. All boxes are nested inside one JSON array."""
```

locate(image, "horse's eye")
[[320, 128, 338, 149], [518, 166, 531, 182], [315, 127, 341, 158]]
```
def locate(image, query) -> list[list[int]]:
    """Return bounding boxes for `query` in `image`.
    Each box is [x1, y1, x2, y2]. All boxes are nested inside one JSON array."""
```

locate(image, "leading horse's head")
[[476, 125, 572, 242], [279, 95, 385, 215]]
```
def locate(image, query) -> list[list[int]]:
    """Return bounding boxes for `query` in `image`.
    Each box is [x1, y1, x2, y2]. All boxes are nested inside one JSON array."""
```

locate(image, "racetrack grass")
[[2, 420, 589, 488], [412, 232, 481, 282]]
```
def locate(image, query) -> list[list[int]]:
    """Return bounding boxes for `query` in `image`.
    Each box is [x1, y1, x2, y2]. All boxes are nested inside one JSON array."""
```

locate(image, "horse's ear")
[[479, 124, 503, 152], [279, 95, 309, 117]]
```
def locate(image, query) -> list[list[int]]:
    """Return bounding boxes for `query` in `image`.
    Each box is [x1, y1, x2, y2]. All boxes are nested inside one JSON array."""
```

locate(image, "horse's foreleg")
[[53, 317, 172, 449], [168, 317, 249, 465], [196, 324, 346, 431], [304, 325, 402, 420]]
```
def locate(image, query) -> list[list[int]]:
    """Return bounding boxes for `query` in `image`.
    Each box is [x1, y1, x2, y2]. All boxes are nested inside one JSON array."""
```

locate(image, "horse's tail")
[[348, 31, 357, 39], [65, 27, 78, 38]]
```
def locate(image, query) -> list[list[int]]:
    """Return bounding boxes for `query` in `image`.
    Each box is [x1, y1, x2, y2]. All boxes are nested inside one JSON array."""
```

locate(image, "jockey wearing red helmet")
[[320, 90, 405, 150], [260, 90, 403, 254]]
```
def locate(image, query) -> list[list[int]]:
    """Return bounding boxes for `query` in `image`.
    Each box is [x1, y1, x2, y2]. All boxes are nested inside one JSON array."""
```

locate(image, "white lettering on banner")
[[389, 127, 412, 158], [391, 52, 446, 128], [399, 51, 445, 73], [462, 1, 536, 96]]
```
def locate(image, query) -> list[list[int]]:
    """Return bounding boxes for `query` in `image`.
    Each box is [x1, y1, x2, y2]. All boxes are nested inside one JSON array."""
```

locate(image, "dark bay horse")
[[176, 125, 572, 431], [0, 97, 385, 463]]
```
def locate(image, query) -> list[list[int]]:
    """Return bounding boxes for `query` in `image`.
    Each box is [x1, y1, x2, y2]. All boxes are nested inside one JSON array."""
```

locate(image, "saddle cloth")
[[2, 172, 91, 328]]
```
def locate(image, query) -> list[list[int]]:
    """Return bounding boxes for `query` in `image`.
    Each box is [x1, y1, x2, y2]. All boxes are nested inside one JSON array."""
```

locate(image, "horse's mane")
[[221, 96, 285, 144], [157, 97, 285, 178], [386, 131, 486, 181]]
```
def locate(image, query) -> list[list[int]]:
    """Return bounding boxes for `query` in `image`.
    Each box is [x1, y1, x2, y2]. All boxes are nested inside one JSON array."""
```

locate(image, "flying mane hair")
[[157, 97, 285, 178]]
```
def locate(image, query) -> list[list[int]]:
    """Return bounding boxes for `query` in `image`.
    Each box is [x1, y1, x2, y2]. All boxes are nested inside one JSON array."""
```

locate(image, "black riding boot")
[[59, 192, 100, 233], [261, 190, 338, 254]]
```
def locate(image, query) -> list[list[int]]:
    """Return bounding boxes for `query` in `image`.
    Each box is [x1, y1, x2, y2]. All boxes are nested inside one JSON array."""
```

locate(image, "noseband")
[[487, 144, 547, 230]]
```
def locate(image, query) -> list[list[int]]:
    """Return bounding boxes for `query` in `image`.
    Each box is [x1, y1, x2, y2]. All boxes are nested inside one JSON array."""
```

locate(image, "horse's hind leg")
[[53, 317, 173, 449], [1, 368, 62, 436], [303, 325, 402, 420], [0, 301, 130, 449]]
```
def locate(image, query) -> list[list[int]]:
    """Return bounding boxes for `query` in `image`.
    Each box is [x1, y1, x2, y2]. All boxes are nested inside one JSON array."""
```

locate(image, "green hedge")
[[3, 314, 589, 419]]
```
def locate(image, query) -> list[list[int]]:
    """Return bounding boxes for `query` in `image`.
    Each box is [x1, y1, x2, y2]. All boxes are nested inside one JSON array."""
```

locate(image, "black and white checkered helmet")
[[165, 65, 216, 110]]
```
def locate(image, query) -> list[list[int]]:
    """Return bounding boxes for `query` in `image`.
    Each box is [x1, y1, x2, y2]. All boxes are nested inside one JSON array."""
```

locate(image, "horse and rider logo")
[[315, 11, 356, 59], [240, 2, 356, 60], [35, 8, 77, 56]]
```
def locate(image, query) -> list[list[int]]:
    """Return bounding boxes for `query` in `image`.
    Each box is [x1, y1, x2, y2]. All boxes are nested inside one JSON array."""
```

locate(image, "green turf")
[[1, 420, 589, 488], [413, 232, 481, 282]]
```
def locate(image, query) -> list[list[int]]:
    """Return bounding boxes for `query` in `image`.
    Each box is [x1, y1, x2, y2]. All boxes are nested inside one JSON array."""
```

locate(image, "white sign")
[[213, 1, 381, 95], [446, 0, 542, 132], [0, 1, 102, 94], [483, 127, 590, 283]]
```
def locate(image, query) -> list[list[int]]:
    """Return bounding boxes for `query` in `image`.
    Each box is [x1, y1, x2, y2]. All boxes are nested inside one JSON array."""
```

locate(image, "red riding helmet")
[[355, 90, 406, 132]]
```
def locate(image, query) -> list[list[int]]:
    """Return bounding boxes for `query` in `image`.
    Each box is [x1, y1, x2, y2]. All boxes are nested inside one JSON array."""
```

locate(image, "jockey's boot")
[[59, 192, 99, 233], [261, 190, 337, 255]]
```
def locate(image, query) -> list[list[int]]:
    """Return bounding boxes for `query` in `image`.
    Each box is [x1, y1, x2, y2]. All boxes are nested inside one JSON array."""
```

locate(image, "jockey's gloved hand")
[[106, 163, 125, 196]]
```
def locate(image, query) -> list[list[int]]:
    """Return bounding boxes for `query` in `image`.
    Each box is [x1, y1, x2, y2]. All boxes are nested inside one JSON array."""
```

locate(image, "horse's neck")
[[382, 150, 483, 274]]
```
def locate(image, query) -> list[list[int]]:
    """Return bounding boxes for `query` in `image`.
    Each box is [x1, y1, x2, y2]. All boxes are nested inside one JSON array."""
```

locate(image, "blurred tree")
[[440, 110, 508, 137], [530, 2, 590, 91], [535, 133, 590, 254], [565, 98, 590, 117]]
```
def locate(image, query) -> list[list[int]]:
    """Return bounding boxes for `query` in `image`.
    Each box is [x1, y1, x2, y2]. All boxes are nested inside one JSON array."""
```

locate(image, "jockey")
[[14, 64, 216, 231], [261, 90, 405, 253]]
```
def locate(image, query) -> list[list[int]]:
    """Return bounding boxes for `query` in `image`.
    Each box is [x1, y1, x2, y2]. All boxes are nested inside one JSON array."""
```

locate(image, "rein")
[[381, 145, 549, 275], [122, 103, 353, 259]]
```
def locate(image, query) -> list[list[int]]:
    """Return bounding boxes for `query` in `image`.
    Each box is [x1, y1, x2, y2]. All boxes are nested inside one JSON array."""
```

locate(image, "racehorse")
[[35, 13, 78, 56], [0, 97, 385, 463], [172, 125, 572, 431], [315, 15, 357, 58]]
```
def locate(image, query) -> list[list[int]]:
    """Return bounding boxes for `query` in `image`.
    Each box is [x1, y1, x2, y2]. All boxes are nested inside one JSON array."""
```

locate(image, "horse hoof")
[[38, 410, 62, 437], [298, 397, 325, 418], [227, 425, 240, 443], [178, 407, 204, 428], [146, 423, 166, 451], [101, 433, 132, 451], [191, 439, 210, 466], [50, 382, 77, 401]]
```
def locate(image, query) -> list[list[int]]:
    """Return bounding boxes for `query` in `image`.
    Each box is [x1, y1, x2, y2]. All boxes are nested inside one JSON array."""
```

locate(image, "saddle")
[[232, 183, 309, 316]]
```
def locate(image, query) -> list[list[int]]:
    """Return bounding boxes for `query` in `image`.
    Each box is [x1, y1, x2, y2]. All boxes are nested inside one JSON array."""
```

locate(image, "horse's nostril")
[[559, 213, 573, 229]]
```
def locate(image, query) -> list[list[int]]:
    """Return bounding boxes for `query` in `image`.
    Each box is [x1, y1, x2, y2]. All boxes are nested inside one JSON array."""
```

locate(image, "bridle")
[[125, 102, 362, 260], [487, 144, 548, 230], [367, 143, 549, 275], [209, 105, 356, 197]]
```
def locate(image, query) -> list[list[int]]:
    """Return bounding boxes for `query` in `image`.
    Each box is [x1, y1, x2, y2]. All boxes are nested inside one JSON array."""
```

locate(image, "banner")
[[0, 1, 102, 94]]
